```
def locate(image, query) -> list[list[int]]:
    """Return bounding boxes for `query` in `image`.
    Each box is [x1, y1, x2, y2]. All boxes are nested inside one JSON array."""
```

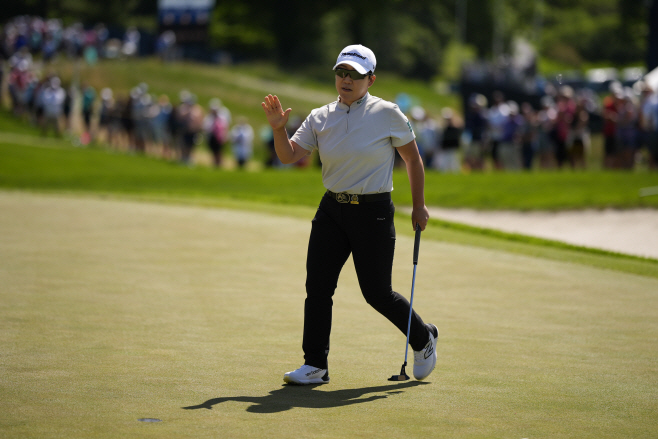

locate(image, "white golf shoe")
[[413, 323, 438, 380], [283, 365, 330, 385]]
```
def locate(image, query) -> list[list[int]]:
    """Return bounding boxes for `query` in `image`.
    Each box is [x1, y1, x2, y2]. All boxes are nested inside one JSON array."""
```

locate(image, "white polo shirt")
[[292, 93, 415, 194]]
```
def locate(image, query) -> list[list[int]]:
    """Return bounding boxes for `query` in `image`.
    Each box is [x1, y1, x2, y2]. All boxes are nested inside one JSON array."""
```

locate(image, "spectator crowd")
[[408, 80, 658, 172], [1, 15, 260, 169], [3, 15, 657, 172]]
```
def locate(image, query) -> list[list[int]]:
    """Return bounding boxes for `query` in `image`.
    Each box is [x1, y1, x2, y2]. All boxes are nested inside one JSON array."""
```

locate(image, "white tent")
[[643, 66, 658, 91]]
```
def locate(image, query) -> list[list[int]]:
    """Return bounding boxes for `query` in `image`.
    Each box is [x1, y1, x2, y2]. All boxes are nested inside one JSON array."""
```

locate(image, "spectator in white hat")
[[261, 44, 437, 385], [39, 76, 66, 137]]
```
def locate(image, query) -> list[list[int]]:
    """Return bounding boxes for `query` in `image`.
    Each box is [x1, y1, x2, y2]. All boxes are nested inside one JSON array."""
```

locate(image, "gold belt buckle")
[[335, 193, 349, 203], [335, 193, 359, 204]]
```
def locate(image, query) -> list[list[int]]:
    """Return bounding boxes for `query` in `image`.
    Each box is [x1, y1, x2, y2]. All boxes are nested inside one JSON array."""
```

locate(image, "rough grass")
[[1, 192, 657, 438], [47, 57, 460, 130], [1, 127, 657, 211]]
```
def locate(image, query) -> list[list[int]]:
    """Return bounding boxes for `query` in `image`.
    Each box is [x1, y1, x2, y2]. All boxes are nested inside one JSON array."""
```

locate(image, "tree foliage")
[[0, 0, 145, 25], [206, 0, 651, 78], [2, 0, 653, 78]]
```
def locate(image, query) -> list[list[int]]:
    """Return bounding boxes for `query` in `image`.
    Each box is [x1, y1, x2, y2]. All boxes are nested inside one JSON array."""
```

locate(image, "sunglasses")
[[334, 68, 369, 80]]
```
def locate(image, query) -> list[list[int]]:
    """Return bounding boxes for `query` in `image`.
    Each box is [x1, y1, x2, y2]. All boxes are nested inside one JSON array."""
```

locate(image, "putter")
[[389, 223, 422, 381]]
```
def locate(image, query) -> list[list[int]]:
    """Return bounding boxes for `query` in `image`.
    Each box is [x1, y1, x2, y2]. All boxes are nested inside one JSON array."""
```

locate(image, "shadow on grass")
[[182, 381, 429, 413]]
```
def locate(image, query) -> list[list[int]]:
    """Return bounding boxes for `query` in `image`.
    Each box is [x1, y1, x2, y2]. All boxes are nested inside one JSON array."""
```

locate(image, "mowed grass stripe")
[[2, 136, 658, 210], [1, 192, 657, 438], [2, 135, 658, 278]]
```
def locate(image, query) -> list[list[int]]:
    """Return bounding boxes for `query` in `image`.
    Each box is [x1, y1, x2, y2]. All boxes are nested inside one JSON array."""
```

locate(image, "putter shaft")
[[389, 225, 422, 381]]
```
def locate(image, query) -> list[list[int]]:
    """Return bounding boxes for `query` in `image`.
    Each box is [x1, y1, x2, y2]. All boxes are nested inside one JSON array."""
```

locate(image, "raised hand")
[[261, 94, 292, 130]]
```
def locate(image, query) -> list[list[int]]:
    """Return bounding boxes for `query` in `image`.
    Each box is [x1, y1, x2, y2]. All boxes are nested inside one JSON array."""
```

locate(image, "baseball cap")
[[333, 44, 376, 75]]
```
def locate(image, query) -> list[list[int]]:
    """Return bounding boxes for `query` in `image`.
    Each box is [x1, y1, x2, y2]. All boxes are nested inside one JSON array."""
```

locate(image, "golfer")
[[262, 44, 438, 385]]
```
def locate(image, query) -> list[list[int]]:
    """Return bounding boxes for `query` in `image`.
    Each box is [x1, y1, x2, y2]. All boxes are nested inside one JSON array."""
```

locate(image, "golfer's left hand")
[[411, 205, 429, 231]]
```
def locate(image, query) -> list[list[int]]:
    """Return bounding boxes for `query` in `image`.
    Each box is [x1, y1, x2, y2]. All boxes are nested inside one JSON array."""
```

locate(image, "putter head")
[[388, 373, 410, 381], [388, 364, 410, 381]]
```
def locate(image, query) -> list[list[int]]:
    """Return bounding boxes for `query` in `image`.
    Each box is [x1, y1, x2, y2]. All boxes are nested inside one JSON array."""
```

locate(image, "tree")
[[649, 0, 658, 70], [3, 0, 651, 78], [0, 0, 144, 25]]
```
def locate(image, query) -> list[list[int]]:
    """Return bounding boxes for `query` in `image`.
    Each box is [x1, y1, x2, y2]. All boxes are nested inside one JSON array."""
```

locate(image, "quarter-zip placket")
[[343, 94, 366, 134]]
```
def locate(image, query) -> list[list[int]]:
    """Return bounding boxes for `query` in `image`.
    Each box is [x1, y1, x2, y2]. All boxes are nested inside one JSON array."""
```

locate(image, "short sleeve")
[[291, 114, 317, 152], [389, 105, 416, 147]]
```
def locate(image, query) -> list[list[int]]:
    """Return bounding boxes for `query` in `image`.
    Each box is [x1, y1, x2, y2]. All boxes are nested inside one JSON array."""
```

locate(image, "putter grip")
[[413, 224, 421, 265]]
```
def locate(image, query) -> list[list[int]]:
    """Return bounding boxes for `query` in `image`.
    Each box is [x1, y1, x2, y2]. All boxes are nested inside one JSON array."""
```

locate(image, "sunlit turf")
[[1, 192, 657, 439]]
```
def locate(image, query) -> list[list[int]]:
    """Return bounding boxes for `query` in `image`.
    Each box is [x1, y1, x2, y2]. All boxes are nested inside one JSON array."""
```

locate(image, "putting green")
[[1, 191, 656, 438]]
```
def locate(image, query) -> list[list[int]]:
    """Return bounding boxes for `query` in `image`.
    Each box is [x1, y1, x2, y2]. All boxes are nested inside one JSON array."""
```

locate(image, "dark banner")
[[158, 0, 214, 43]]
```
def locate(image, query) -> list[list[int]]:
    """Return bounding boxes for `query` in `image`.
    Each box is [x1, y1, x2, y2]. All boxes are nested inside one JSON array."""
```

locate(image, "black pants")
[[302, 193, 430, 369]]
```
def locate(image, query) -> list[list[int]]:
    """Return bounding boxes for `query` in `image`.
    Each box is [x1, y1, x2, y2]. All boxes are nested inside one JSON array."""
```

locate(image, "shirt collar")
[[337, 92, 370, 110]]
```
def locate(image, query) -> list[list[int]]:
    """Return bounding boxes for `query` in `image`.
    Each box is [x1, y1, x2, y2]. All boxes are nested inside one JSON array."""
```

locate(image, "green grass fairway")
[[1, 191, 657, 438]]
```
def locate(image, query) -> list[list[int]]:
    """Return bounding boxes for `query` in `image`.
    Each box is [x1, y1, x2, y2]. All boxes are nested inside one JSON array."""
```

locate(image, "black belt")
[[325, 190, 391, 204]]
